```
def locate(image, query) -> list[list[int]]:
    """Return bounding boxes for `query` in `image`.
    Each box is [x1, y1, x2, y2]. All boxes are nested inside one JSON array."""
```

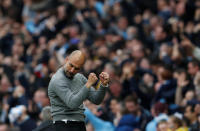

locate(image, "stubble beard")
[[64, 64, 74, 79]]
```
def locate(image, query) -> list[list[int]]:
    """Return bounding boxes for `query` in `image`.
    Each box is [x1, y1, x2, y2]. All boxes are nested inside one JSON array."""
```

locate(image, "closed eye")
[[69, 63, 80, 70]]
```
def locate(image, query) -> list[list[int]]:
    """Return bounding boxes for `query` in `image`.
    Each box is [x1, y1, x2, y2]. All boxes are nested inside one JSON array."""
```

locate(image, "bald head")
[[64, 50, 85, 78], [68, 50, 85, 65]]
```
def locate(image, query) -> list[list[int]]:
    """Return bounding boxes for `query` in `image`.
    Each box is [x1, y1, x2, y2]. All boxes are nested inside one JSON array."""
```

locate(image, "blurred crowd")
[[0, 0, 200, 131]]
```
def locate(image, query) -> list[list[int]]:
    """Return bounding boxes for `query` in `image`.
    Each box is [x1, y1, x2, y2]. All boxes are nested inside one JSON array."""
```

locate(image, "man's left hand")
[[99, 72, 109, 86]]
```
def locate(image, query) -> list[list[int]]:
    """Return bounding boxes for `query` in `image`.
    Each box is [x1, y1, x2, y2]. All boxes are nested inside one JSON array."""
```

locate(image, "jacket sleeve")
[[80, 75, 108, 105], [87, 84, 108, 105], [52, 79, 89, 109]]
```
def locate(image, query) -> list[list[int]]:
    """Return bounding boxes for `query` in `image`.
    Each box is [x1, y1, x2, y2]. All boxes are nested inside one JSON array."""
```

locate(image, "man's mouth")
[[66, 71, 74, 79]]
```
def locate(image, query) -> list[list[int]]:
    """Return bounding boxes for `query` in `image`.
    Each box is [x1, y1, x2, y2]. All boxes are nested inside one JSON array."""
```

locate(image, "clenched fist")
[[86, 73, 98, 88], [99, 72, 109, 86]]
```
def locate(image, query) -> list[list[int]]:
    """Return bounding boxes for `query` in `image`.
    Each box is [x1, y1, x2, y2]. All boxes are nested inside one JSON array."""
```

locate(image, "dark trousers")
[[52, 121, 86, 131]]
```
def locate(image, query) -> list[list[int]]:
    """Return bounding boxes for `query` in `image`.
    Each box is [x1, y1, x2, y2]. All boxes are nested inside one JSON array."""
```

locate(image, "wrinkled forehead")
[[68, 56, 83, 67]]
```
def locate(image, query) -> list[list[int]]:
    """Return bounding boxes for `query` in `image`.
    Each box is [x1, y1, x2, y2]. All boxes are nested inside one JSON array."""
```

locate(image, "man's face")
[[110, 99, 119, 113], [188, 63, 198, 76], [154, 26, 164, 41], [157, 122, 168, 131], [65, 58, 82, 79], [167, 118, 175, 130], [195, 104, 200, 114], [184, 106, 193, 120], [125, 101, 137, 113]]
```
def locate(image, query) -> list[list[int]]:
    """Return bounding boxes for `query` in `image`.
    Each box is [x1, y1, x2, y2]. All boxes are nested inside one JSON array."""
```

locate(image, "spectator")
[[28, 88, 50, 121], [116, 95, 151, 131], [184, 103, 198, 129], [187, 60, 199, 79], [108, 98, 122, 126], [84, 100, 115, 131], [190, 114, 200, 131], [153, 65, 177, 105], [157, 120, 168, 131], [146, 101, 168, 131], [167, 115, 188, 131], [175, 69, 193, 107], [8, 105, 37, 131], [33, 106, 53, 131]]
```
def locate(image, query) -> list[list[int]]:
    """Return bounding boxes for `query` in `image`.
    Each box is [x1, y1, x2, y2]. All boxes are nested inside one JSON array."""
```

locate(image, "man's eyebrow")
[[69, 62, 80, 70]]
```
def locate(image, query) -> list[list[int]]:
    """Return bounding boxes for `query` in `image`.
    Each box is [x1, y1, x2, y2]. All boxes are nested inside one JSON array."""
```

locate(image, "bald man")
[[48, 50, 109, 131]]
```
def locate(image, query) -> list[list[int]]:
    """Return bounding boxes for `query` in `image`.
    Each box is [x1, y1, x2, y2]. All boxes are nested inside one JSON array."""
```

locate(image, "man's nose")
[[70, 67, 75, 73]]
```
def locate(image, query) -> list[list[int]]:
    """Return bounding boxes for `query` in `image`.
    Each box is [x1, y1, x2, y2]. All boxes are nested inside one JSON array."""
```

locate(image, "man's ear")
[[65, 57, 69, 62]]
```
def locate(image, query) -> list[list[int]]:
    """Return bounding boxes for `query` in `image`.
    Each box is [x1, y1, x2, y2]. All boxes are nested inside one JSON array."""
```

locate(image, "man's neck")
[[190, 117, 197, 125]]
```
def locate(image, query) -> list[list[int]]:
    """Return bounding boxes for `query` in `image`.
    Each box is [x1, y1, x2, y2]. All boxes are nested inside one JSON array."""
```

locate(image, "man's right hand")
[[85, 73, 98, 88]]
